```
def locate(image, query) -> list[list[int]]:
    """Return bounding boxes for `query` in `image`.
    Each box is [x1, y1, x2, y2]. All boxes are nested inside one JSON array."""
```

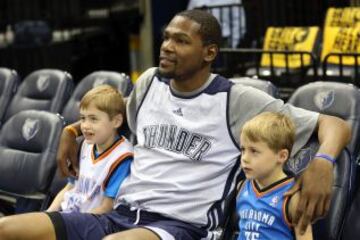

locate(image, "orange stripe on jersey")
[[102, 152, 133, 189], [252, 178, 294, 198], [283, 195, 292, 228], [91, 137, 125, 164]]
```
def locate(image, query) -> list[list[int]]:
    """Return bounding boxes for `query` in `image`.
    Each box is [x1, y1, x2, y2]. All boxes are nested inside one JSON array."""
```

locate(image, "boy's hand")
[[285, 158, 333, 234], [56, 128, 79, 177]]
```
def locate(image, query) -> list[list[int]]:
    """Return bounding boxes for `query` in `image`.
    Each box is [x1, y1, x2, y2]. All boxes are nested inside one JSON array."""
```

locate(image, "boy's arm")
[[289, 192, 313, 240], [46, 183, 74, 212], [88, 196, 114, 214]]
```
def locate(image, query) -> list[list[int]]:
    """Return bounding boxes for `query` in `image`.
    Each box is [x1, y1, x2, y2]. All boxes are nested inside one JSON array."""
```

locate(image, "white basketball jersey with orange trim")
[[61, 137, 133, 212], [116, 73, 241, 229]]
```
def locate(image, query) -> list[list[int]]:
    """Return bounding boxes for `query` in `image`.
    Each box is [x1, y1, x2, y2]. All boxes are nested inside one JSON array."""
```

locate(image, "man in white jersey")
[[0, 9, 351, 240]]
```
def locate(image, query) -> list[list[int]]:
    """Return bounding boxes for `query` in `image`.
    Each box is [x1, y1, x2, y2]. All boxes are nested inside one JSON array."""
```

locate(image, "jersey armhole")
[[284, 194, 293, 228], [236, 179, 246, 197]]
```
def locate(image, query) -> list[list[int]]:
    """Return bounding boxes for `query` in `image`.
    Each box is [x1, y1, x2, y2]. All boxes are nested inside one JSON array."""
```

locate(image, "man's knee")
[[0, 217, 15, 240]]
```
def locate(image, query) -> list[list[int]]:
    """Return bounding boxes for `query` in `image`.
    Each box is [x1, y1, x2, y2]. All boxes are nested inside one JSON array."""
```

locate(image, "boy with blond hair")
[[47, 85, 133, 214], [238, 112, 312, 240]]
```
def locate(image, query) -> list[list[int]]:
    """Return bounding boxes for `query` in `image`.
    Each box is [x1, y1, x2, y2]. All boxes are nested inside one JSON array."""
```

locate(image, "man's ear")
[[203, 44, 218, 63], [113, 114, 123, 129], [278, 149, 290, 164]]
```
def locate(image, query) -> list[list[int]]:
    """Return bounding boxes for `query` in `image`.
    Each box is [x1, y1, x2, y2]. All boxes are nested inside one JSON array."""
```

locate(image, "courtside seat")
[[0, 68, 19, 126], [286, 138, 352, 240], [288, 81, 360, 159], [0, 110, 65, 215], [341, 179, 360, 240], [3, 69, 74, 122], [61, 71, 132, 125], [230, 77, 279, 97]]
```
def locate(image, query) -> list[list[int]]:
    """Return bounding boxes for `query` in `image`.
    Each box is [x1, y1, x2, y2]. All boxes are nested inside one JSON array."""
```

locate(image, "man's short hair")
[[176, 9, 222, 47], [80, 85, 125, 118], [241, 112, 296, 154]]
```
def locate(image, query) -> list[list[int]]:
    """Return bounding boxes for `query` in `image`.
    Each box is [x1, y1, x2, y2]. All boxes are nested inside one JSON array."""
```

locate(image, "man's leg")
[[0, 212, 56, 240], [103, 228, 160, 240]]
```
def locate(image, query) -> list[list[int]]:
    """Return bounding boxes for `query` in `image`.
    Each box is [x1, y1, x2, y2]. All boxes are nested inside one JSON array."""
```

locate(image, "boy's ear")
[[113, 114, 123, 129], [278, 149, 290, 164]]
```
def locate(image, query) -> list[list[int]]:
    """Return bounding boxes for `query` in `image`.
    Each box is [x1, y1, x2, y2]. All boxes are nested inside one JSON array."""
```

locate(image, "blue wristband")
[[314, 153, 336, 164]]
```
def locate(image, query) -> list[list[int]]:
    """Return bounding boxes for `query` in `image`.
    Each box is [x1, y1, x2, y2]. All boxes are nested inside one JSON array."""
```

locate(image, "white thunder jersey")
[[61, 137, 133, 212], [116, 74, 240, 229]]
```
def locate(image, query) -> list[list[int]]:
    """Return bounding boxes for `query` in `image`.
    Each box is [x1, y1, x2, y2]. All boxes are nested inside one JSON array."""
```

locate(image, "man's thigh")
[[103, 228, 160, 240], [48, 210, 135, 240], [0, 212, 56, 240]]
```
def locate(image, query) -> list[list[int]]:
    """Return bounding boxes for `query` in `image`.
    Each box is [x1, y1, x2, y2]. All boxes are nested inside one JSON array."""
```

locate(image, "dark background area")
[[0, 0, 351, 83]]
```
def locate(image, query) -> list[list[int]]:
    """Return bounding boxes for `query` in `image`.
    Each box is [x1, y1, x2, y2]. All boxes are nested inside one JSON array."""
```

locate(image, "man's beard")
[[158, 68, 176, 79]]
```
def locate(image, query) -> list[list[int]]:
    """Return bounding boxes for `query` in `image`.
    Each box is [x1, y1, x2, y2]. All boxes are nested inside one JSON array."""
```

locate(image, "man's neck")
[[171, 67, 211, 92]]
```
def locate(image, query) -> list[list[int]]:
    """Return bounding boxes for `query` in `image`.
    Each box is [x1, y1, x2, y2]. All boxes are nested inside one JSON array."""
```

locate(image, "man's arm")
[[288, 192, 313, 240], [56, 122, 81, 177], [287, 114, 351, 234]]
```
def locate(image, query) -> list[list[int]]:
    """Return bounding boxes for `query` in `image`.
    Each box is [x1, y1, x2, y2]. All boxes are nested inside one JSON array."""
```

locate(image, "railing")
[[323, 52, 360, 85]]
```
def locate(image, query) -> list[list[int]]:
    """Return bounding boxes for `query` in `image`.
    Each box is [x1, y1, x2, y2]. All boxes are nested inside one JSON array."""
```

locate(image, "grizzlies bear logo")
[[314, 90, 335, 111], [22, 118, 40, 141]]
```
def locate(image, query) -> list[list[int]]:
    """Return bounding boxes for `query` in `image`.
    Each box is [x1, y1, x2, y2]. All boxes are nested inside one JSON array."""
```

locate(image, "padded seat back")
[[62, 71, 132, 125], [0, 68, 19, 125], [288, 81, 360, 159], [0, 110, 64, 196], [4, 69, 73, 122]]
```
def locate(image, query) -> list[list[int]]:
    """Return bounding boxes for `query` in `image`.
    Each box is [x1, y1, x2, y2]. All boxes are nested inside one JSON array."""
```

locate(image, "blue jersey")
[[236, 177, 294, 240]]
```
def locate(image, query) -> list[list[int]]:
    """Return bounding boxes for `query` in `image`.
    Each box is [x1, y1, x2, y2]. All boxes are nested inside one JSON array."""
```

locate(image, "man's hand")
[[286, 158, 333, 234], [56, 127, 79, 177]]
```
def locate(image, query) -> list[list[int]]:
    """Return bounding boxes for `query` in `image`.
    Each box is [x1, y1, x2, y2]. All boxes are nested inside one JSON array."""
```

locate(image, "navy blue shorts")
[[46, 205, 208, 240]]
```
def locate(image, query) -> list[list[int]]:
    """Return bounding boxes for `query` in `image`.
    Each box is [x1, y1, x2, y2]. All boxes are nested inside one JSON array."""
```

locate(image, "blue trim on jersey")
[[135, 71, 157, 122], [104, 158, 132, 198], [205, 157, 241, 230], [155, 74, 232, 99], [203, 75, 232, 95], [226, 82, 241, 151]]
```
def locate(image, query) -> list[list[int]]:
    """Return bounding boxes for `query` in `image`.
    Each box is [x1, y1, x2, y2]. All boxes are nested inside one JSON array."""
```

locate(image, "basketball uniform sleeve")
[[126, 67, 157, 134], [229, 83, 319, 156], [104, 158, 132, 198]]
